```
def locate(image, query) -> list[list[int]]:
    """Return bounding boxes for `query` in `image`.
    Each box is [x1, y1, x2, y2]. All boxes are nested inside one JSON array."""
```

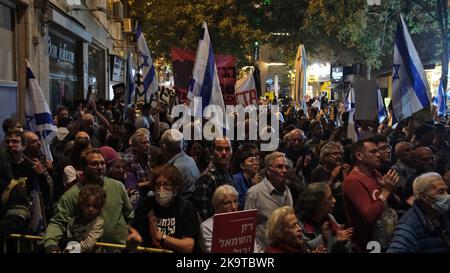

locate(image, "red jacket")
[[343, 168, 385, 252]]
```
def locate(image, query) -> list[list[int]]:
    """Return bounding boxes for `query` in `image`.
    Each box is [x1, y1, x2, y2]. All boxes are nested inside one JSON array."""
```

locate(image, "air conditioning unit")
[[112, 1, 123, 21], [123, 18, 132, 32]]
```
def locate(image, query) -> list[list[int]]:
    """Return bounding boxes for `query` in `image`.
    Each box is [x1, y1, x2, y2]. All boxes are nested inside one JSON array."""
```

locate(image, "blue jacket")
[[233, 172, 250, 210], [387, 202, 450, 253]]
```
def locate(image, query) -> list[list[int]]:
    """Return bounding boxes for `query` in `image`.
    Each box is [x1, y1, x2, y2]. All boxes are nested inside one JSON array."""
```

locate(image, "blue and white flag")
[[435, 80, 447, 117], [188, 22, 228, 129], [124, 51, 135, 119], [136, 24, 158, 102], [25, 60, 57, 161], [346, 88, 358, 142], [377, 86, 388, 123], [392, 15, 431, 122]]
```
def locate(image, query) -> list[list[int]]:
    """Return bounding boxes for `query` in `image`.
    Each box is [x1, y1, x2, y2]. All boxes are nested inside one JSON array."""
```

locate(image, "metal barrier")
[[4, 234, 173, 253]]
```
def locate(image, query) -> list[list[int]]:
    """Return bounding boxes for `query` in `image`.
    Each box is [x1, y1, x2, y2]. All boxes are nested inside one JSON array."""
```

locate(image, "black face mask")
[[58, 116, 71, 127]]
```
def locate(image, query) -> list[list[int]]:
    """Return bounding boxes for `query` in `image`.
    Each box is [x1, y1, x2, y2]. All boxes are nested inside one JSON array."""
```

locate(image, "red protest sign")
[[211, 209, 257, 253], [171, 47, 236, 105]]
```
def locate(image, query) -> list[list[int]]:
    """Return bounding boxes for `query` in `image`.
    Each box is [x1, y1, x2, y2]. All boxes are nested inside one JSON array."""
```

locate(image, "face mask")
[[155, 190, 174, 207], [434, 195, 450, 214]]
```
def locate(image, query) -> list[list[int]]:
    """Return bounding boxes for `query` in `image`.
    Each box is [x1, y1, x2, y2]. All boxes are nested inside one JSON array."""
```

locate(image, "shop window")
[[0, 3, 15, 81]]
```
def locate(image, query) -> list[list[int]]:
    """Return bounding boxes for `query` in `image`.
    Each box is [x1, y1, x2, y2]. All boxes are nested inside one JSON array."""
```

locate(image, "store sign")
[[110, 55, 123, 82], [48, 32, 77, 76], [48, 36, 75, 64]]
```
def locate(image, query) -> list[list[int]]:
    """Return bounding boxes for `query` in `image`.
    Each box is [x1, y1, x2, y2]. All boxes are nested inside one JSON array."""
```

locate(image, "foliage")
[[132, 0, 266, 66]]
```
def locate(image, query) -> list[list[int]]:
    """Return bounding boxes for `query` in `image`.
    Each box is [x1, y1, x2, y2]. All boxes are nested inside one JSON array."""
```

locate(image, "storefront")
[[48, 28, 81, 113], [0, 0, 17, 139], [88, 43, 106, 100]]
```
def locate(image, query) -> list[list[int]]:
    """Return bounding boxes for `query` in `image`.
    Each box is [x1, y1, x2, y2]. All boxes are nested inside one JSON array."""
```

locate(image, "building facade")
[[0, 0, 132, 136]]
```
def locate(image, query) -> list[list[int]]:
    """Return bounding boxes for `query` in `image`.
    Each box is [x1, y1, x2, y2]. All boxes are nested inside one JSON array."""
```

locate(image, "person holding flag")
[[21, 60, 58, 233]]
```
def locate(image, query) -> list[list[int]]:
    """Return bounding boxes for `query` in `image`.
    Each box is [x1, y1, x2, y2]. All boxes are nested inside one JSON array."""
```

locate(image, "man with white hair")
[[161, 129, 200, 200], [387, 172, 450, 253], [125, 128, 152, 196], [244, 151, 293, 252]]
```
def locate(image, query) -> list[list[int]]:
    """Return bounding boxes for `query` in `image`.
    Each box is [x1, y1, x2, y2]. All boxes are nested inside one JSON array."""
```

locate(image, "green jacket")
[[43, 177, 134, 252]]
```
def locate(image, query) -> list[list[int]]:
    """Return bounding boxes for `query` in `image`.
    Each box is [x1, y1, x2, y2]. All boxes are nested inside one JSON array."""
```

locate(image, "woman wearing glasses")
[[131, 165, 199, 253], [296, 182, 353, 253]]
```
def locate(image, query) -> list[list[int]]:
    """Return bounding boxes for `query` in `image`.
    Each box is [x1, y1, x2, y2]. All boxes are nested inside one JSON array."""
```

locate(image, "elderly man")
[[125, 128, 152, 196], [310, 141, 350, 225], [43, 149, 134, 252], [244, 151, 293, 252], [161, 129, 200, 200], [310, 141, 348, 184], [387, 172, 450, 253], [195, 137, 234, 221]]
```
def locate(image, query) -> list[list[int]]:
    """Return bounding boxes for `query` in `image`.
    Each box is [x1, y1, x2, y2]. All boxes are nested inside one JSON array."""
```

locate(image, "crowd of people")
[[1, 93, 450, 253]]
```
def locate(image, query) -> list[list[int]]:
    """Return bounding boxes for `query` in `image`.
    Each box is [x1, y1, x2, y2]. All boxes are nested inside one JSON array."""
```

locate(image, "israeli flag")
[[188, 22, 228, 129], [377, 87, 388, 123], [25, 60, 57, 161], [345, 88, 358, 142], [124, 51, 135, 119], [136, 24, 158, 101], [435, 80, 447, 117], [392, 15, 431, 122]]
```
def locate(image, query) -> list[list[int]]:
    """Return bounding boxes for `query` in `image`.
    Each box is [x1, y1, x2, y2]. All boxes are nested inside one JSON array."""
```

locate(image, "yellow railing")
[[6, 234, 173, 253]]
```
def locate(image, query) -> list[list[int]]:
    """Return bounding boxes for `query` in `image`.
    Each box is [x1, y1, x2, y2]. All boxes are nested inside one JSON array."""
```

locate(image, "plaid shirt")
[[125, 152, 150, 183], [194, 162, 233, 221]]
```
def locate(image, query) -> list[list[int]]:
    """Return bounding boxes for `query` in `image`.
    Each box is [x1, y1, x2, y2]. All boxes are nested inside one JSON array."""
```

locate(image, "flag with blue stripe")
[[392, 15, 431, 122], [377, 86, 388, 123], [435, 80, 447, 117], [25, 60, 57, 161], [124, 51, 135, 119], [188, 22, 228, 129], [136, 23, 158, 102]]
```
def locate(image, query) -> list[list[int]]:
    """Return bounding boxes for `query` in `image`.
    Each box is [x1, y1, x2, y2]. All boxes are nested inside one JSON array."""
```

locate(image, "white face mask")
[[434, 194, 450, 214], [155, 190, 175, 207]]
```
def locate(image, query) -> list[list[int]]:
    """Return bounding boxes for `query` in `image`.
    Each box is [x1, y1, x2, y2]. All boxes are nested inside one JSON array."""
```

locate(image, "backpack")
[[372, 202, 398, 250]]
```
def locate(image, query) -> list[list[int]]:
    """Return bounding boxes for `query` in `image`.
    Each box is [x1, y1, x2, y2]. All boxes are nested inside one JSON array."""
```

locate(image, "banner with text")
[[171, 47, 236, 105], [211, 209, 257, 253]]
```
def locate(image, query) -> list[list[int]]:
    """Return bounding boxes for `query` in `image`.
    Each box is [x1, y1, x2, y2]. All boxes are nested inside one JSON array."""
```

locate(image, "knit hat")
[[99, 146, 119, 167]]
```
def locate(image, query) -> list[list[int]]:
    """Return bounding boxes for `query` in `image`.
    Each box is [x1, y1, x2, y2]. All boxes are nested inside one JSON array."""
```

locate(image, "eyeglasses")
[[154, 183, 173, 190], [270, 164, 288, 171], [5, 139, 21, 144], [328, 151, 342, 157], [87, 161, 106, 167]]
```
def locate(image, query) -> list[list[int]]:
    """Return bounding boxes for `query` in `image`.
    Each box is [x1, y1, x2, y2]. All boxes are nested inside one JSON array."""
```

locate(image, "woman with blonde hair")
[[265, 206, 312, 253]]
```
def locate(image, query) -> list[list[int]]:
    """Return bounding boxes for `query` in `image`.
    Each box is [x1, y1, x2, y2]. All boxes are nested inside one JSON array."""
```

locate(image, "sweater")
[[43, 177, 134, 252]]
